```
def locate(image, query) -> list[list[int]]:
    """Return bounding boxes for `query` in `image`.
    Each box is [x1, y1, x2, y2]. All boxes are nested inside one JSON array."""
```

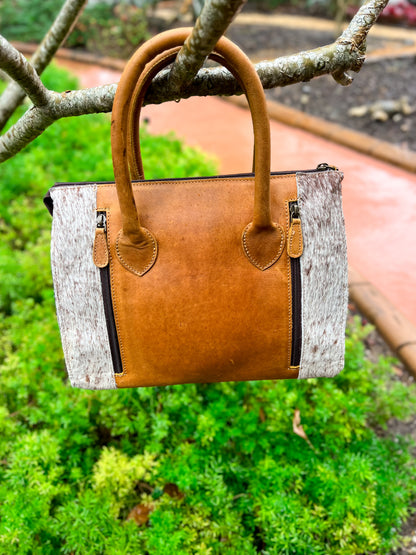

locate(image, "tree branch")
[[0, 36, 50, 107], [147, 41, 365, 103], [0, 0, 389, 163], [0, 85, 117, 160], [168, 0, 246, 94], [340, 0, 388, 45], [331, 0, 388, 84], [0, 0, 87, 131]]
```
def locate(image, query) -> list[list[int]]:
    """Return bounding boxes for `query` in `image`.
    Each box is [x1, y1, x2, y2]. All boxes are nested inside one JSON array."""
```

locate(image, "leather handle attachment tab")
[[111, 28, 284, 274]]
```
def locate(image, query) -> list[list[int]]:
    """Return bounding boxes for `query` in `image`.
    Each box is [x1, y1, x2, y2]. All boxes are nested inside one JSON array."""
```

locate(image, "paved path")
[[233, 12, 416, 43], [59, 60, 416, 325]]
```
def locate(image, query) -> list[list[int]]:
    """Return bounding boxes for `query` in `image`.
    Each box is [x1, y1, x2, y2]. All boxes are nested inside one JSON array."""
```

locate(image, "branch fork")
[[0, 0, 389, 163]]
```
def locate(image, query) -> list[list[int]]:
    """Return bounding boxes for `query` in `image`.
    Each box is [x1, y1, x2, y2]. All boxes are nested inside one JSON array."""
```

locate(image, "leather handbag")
[[44, 28, 348, 390]]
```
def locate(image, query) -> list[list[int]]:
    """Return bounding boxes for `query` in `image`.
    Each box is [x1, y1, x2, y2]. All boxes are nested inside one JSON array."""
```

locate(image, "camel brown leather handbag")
[[45, 28, 348, 390]]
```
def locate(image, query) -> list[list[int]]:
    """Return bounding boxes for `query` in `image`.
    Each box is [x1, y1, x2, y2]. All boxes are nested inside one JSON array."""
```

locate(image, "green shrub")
[[0, 0, 64, 43], [0, 1, 151, 59], [66, 3, 150, 58], [0, 65, 415, 554]]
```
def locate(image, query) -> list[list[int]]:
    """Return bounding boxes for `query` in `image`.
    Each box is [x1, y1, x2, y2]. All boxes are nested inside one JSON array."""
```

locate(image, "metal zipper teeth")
[[289, 202, 302, 367], [44, 165, 336, 215], [55, 166, 333, 370], [52, 171, 296, 187], [51, 164, 337, 188], [97, 212, 123, 374]]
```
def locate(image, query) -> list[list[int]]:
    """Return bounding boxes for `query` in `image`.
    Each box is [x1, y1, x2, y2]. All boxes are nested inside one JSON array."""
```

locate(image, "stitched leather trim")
[[115, 227, 158, 277], [241, 223, 285, 271]]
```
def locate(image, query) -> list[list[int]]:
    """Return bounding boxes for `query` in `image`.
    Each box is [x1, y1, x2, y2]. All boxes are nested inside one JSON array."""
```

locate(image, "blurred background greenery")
[[0, 0, 362, 59]]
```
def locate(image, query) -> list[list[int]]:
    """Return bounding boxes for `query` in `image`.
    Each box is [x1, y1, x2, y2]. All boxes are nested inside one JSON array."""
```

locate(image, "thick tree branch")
[[0, 0, 389, 163], [0, 0, 87, 131], [0, 85, 117, 159], [168, 0, 246, 93], [147, 41, 365, 102], [340, 0, 388, 45], [0, 36, 50, 107], [331, 0, 387, 84]]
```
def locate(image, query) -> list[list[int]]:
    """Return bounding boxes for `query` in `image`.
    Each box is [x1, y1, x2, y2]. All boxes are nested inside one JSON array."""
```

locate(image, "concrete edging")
[[349, 266, 416, 377], [228, 96, 416, 173], [12, 41, 126, 71]]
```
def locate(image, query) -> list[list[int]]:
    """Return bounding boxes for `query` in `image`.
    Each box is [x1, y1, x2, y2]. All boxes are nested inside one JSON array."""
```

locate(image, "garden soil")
[[226, 23, 416, 152]]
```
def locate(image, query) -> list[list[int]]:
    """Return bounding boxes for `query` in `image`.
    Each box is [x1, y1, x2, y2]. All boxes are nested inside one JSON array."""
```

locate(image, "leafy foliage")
[[66, 2, 150, 58], [0, 66, 415, 554], [0, 0, 65, 43], [0, 1, 151, 59]]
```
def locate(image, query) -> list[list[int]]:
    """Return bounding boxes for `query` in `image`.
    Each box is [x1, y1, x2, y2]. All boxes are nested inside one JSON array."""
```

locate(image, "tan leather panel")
[[242, 222, 285, 270], [97, 173, 299, 387], [111, 29, 278, 273]]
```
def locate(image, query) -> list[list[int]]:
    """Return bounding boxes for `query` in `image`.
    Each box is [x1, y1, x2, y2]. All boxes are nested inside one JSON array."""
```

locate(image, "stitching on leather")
[[54, 174, 293, 191], [286, 200, 291, 368], [115, 228, 157, 277], [98, 174, 293, 189], [289, 223, 296, 256], [242, 224, 284, 270]]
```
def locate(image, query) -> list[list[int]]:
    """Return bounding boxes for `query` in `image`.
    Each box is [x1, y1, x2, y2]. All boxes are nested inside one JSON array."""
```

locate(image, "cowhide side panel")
[[296, 171, 348, 379], [50, 184, 116, 389]]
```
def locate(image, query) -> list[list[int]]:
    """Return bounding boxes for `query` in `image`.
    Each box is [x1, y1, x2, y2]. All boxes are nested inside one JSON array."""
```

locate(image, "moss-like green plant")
[[92, 448, 158, 518], [0, 66, 415, 554]]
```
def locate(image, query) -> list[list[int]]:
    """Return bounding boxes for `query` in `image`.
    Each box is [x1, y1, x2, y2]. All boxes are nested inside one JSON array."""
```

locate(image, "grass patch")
[[0, 66, 415, 554]]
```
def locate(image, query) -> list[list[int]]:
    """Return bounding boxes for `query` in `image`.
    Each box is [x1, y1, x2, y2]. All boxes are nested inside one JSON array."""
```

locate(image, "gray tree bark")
[[0, 0, 389, 163], [0, 0, 87, 132]]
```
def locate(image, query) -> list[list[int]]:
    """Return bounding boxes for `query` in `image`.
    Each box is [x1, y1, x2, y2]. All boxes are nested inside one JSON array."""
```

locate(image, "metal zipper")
[[289, 201, 302, 367], [287, 163, 335, 366], [50, 164, 338, 188], [49, 163, 336, 372], [315, 162, 338, 171], [45, 164, 338, 215], [96, 211, 123, 374]]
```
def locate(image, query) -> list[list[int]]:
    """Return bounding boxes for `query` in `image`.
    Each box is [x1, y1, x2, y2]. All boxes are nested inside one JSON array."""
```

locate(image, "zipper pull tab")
[[93, 211, 109, 268], [316, 162, 338, 171], [288, 202, 303, 258]]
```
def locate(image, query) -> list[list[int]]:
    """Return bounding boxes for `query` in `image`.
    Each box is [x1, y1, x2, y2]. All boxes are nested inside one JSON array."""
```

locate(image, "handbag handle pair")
[[111, 28, 284, 274], [126, 47, 231, 182]]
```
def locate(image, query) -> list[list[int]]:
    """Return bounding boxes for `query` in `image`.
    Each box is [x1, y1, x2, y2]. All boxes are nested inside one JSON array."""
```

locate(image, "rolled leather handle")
[[111, 28, 279, 275], [126, 49, 248, 182], [127, 47, 182, 182]]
